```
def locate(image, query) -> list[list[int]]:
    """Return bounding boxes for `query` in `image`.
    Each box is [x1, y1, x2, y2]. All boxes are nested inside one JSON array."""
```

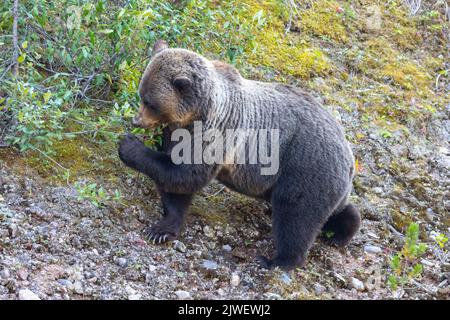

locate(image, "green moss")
[[296, 0, 351, 43], [384, 2, 422, 50], [248, 30, 332, 78]]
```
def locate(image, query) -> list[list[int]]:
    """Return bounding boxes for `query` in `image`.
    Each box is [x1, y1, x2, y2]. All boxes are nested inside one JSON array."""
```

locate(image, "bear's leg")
[[145, 192, 193, 244], [257, 187, 336, 270], [321, 203, 360, 247]]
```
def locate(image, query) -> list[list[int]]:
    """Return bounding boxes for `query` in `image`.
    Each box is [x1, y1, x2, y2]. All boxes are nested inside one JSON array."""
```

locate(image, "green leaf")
[[99, 29, 114, 34], [18, 111, 24, 122], [17, 54, 26, 63], [43, 92, 52, 103]]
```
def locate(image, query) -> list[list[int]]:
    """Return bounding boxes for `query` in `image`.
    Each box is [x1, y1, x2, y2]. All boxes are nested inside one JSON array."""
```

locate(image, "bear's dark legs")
[[322, 203, 360, 247], [145, 192, 193, 244], [257, 195, 329, 270]]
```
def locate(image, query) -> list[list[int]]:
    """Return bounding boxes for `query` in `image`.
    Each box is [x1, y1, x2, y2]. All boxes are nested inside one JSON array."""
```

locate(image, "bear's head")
[[133, 40, 212, 129]]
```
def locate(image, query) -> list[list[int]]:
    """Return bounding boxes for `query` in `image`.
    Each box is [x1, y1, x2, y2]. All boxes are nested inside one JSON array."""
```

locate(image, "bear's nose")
[[131, 115, 142, 128]]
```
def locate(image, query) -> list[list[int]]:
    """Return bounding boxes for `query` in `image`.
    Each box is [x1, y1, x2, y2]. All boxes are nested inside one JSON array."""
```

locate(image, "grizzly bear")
[[118, 40, 360, 270]]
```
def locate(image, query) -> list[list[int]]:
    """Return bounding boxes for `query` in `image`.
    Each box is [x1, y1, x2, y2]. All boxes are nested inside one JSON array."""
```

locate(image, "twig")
[[0, 63, 13, 81], [205, 186, 226, 198], [12, 0, 19, 77], [388, 224, 405, 239], [29, 145, 68, 172], [284, 0, 300, 35]]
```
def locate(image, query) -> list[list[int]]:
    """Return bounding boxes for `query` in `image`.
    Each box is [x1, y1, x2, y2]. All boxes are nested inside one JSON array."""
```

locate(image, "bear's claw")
[[144, 224, 178, 244]]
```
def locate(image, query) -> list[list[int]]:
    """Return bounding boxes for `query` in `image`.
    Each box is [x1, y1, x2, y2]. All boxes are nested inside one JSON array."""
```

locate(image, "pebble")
[[192, 250, 202, 258], [128, 294, 142, 300], [373, 187, 383, 195], [73, 281, 84, 294], [116, 257, 127, 268], [8, 224, 18, 238], [222, 244, 232, 252], [201, 260, 218, 271], [17, 269, 28, 281], [0, 269, 10, 279], [18, 289, 40, 300], [279, 272, 292, 285], [175, 290, 191, 300], [57, 279, 73, 288], [364, 245, 382, 254], [203, 226, 214, 238], [173, 240, 186, 253], [263, 292, 282, 300], [441, 263, 450, 272], [230, 274, 240, 287], [350, 277, 365, 291], [314, 283, 326, 295], [425, 208, 435, 221]]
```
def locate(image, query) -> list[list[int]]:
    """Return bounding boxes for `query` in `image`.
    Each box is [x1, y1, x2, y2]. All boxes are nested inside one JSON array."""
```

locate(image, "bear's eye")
[[143, 99, 158, 112]]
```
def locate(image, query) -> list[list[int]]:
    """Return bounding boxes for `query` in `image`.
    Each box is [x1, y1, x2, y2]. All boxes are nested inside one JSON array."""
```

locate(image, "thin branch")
[[12, 0, 19, 77], [388, 224, 405, 239], [29, 145, 68, 172], [205, 186, 226, 198]]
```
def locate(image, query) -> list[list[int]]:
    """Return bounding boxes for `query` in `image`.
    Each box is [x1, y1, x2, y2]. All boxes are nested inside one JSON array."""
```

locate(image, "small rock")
[[175, 290, 191, 300], [206, 241, 216, 250], [8, 224, 18, 238], [217, 288, 226, 296], [18, 289, 40, 300], [425, 208, 435, 221], [201, 260, 218, 271], [373, 187, 383, 195], [230, 274, 240, 287], [203, 226, 214, 238], [420, 259, 435, 267], [192, 250, 202, 258], [57, 279, 73, 288], [222, 244, 232, 252], [173, 240, 186, 253], [364, 245, 382, 254], [442, 263, 450, 272], [73, 281, 84, 294], [0, 269, 10, 279], [116, 257, 127, 268], [125, 286, 136, 295], [128, 294, 142, 300], [314, 283, 326, 295], [263, 292, 282, 300], [350, 277, 365, 291], [279, 272, 292, 285], [17, 269, 28, 281]]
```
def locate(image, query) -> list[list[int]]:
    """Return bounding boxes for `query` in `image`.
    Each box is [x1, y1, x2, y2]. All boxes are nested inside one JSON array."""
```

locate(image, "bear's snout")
[[132, 115, 143, 128]]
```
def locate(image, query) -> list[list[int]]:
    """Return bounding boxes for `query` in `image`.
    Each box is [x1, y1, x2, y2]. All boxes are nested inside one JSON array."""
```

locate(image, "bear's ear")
[[152, 40, 168, 56], [173, 76, 192, 91]]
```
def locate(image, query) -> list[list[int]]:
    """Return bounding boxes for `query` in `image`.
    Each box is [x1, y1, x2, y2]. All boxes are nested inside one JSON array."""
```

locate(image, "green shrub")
[[387, 223, 427, 291]]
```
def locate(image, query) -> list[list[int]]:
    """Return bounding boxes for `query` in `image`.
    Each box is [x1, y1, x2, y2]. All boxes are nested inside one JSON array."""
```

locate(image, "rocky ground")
[[0, 0, 449, 301], [0, 99, 449, 300]]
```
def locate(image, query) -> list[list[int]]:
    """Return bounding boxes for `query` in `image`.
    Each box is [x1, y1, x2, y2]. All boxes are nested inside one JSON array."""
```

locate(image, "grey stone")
[[18, 289, 40, 300]]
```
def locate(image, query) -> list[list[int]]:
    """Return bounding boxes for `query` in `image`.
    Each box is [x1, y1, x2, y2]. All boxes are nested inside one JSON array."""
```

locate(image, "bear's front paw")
[[144, 221, 181, 244], [118, 133, 145, 169]]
